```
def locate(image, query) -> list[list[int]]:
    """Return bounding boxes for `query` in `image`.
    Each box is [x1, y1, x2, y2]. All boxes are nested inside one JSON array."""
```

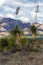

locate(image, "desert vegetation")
[[0, 25, 43, 65], [0, 24, 43, 53]]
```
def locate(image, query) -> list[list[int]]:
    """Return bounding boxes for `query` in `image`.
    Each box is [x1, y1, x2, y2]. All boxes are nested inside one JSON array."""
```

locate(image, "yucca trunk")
[[16, 33, 21, 44], [32, 34, 36, 39]]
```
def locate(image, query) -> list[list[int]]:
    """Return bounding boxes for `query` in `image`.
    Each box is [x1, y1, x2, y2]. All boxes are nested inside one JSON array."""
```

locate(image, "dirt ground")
[[0, 51, 43, 65]]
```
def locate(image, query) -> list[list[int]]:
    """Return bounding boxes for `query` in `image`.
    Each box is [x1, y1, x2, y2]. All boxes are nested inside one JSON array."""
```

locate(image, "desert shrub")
[[1, 38, 8, 47], [0, 39, 2, 52], [31, 46, 39, 52], [20, 37, 29, 50], [37, 45, 40, 48], [8, 37, 16, 48], [8, 36, 21, 53], [0, 38, 9, 51]]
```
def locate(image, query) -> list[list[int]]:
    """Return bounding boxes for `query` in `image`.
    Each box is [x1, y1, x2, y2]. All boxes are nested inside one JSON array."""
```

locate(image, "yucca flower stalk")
[[15, 7, 20, 20]]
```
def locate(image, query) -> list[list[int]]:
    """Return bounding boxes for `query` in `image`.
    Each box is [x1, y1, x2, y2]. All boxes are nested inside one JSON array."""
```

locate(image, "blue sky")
[[0, 0, 43, 23]]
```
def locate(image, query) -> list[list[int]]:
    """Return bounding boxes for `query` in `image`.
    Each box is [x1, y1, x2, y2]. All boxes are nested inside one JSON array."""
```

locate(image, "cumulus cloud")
[[19, 17, 29, 23], [6, 14, 15, 18], [0, 0, 6, 6], [0, 0, 43, 23], [3, 6, 16, 14]]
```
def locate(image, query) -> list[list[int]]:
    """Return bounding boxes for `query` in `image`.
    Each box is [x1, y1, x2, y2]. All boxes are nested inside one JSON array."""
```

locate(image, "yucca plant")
[[20, 37, 28, 50], [30, 25, 37, 39], [15, 7, 20, 20], [10, 25, 22, 44]]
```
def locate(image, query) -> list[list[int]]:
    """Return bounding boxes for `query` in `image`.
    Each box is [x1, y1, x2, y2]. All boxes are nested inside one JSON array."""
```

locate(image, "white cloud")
[[12, 1, 37, 7], [6, 14, 15, 18], [0, 13, 4, 17], [0, 0, 6, 6], [0, 0, 43, 23], [3, 6, 12, 11], [38, 1, 43, 6], [6, 0, 38, 8], [19, 17, 29, 23], [3, 6, 16, 13]]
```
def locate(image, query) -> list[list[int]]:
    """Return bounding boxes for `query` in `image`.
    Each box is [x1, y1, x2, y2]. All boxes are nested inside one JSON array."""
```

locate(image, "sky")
[[0, 0, 43, 23]]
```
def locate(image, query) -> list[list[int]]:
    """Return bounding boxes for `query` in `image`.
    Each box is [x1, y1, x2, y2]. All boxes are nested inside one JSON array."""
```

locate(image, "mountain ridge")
[[0, 17, 43, 34], [0, 17, 31, 32]]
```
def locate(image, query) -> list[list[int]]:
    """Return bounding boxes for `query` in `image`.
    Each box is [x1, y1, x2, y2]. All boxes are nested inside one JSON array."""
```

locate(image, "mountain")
[[34, 23, 43, 31], [0, 17, 43, 37], [0, 17, 31, 32]]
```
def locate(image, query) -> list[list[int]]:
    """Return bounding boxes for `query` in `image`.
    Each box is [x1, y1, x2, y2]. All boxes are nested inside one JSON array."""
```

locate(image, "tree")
[[10, 25, 22, 44], [30, 25, 37, 39]]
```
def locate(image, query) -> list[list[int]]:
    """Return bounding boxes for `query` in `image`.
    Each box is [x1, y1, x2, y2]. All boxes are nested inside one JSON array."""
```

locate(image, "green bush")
[[0, 38, 9, 51], [31, 46, 39, 52], [1, 38, 8, 47], [0, 37, 19, 52], [8, 36, 21, 53], [0, 39, 2, 52], [8, 36, 16, 48], [20, 37, 29, 50]]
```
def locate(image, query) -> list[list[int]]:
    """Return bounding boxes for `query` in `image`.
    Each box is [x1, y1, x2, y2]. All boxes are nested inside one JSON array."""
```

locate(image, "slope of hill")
[[0, 17, 43, 36], [0, 17, 31, 32]]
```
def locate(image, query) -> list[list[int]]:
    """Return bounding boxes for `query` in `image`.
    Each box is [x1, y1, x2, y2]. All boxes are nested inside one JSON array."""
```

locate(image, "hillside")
[[0, 17, 30, 31], [0, 17, 43, 36]]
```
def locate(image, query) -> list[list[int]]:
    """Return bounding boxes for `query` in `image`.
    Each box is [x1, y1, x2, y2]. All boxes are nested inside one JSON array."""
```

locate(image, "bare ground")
[[0, 51, 43, 65]]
